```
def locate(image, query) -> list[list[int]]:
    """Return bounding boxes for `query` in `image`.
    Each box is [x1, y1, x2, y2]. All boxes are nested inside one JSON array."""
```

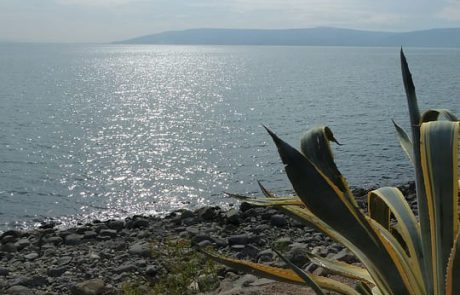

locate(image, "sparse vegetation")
[[121, 238, 220, 295]]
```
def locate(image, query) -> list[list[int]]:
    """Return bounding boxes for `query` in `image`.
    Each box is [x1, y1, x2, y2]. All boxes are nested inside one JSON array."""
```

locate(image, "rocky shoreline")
[[0, 182, 416, 295]]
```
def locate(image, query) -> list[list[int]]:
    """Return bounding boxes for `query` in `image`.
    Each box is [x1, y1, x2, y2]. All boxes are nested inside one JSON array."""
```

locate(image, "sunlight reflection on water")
[[0, 45, 458, 229]]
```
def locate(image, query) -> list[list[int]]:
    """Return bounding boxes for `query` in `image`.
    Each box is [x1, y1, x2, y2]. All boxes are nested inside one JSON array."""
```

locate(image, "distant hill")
[[115, 27, 460, 47]]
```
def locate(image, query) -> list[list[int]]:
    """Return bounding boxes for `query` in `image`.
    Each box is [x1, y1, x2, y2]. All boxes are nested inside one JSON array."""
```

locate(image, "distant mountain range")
[[115, 27, 460, 47]]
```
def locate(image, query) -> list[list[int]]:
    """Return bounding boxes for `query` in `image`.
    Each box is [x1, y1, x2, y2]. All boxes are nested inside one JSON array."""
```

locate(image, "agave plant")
[[204, 50, 459, 295]]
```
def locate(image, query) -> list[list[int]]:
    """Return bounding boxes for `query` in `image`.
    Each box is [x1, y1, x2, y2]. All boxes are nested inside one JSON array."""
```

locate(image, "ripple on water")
[[0, 45, 458, 230]]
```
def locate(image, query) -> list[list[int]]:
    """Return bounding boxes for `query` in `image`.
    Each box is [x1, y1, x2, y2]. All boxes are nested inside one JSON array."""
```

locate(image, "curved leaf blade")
[[393, 120, 415, 164], [420, 121, 459, 295]]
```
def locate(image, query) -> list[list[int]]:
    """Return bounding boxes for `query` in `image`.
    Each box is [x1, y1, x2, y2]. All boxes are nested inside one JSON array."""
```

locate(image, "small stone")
[[24, 252, 39, 260], [1, 235, 17, 244], [1, 243, 17, 253], [83, 231, 98, 239], [191, 234, 214, 246], [287, 246, 309, 267], [47, 266, 68, 277], [239, 202, 255, 212], [1, 230, 20, 239], [107, 220, 125, 231], [0, 267, 9, 276], [114, 263, 136, 274], [331, 249, 357, 264], [64, 234, 83, 245], [135, 259, 147, 267], [145, 265, 159, 277], [98, 229, 117, 238], [70, 279, 105, 295], [196, 206, 220, 221], [274, 237, 292, 249], [11, 275, 48, 288], [257, 249, 275, 263], [270, 214, 288, 227], [132, 219, 149, 228], [128, 242, 150, 257], [228, 234, 249, 246], [6, 285, 33, 295], [57, 256, 73, 265], [46, 237, 63, 245], [225, 209, 241, 225], [15, 239, 31, 251]]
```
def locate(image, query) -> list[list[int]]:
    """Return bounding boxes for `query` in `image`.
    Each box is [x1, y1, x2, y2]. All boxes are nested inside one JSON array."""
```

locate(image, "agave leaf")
[[421, 109, 458, 123], [273, 249, 326, 295], [306, 252, 374, 284], [368, 187, 424, 281], [446, 230, 460, 295], [202, 250, 360, 295], [368, 192, 391, 229], [392, 120, 415, 165], [257, 180, 276, 198], [401, 48, 432, 294], [420, 121, 459, 295], [276, 204, 411, 294], [266, 126, 411, 295], [400, 49, 421, 125], [300, 126, 357, 207], [355, 282, 373, 295], [369, 220, 425, 295]]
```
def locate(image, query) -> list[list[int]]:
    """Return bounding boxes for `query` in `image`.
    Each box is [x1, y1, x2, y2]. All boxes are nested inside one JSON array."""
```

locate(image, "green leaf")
[[201, 250, 360, 295], [421, 109, 458, 123], [273, 249, 326, 295], [401, 48, 432, 294], [446, 230, 460, 295], [392, 120, 415, 164], [355, 282, 373, 295], [306, 252, 374, 284], [265, 126, 411, 295], [420, 120, 459, 295]]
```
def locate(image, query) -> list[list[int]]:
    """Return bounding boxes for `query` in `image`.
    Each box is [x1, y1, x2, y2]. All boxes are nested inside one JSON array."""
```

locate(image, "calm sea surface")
[[0, 44, 458, 230]]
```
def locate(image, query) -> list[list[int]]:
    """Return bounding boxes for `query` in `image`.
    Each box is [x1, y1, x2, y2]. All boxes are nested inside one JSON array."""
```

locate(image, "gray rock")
[[83, 231, 98, 239], [107, 220, 125, 231], [24, 252, 39, 260], [330, 248, 357, 263], [46, 236, 63, 245], [145, 265, 159, 277], [286, 246, 309, 267], [225, 209, 241, 225], [196, 206, 220, 221], [270, 214, 288, 227], [0, 267, 9, 276], [128, 242, 150, 257], [228, 234, 249, 246], [47, 266, 68, 277], [6, 285, 33, 295], [15, 239, 31, 251], [274, 237, 292, 249], [191, 234, 214, 246], [114, 263, 136, 274], [1, 235, 17, 244], [70, 279, 105, 295], [1, 243, 17, 253], [257, 249, 275, 262], [10, 275, 48, 288], [57, 256, 73, 265], [98, 229, 117, 238], [64, 234, 83, 245], [132, 219, 149, 228]]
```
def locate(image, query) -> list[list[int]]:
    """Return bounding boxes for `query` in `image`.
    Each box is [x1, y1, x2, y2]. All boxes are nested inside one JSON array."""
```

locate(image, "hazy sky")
[[1, 0, 460, 43]]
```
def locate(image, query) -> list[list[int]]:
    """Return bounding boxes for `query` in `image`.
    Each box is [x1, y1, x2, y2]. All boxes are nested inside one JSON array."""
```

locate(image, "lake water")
[[0, 44, 458, 230]]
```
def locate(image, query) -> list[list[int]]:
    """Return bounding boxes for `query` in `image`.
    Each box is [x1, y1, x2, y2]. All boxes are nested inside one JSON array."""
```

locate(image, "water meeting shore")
[[0, 182, 416, 295]]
